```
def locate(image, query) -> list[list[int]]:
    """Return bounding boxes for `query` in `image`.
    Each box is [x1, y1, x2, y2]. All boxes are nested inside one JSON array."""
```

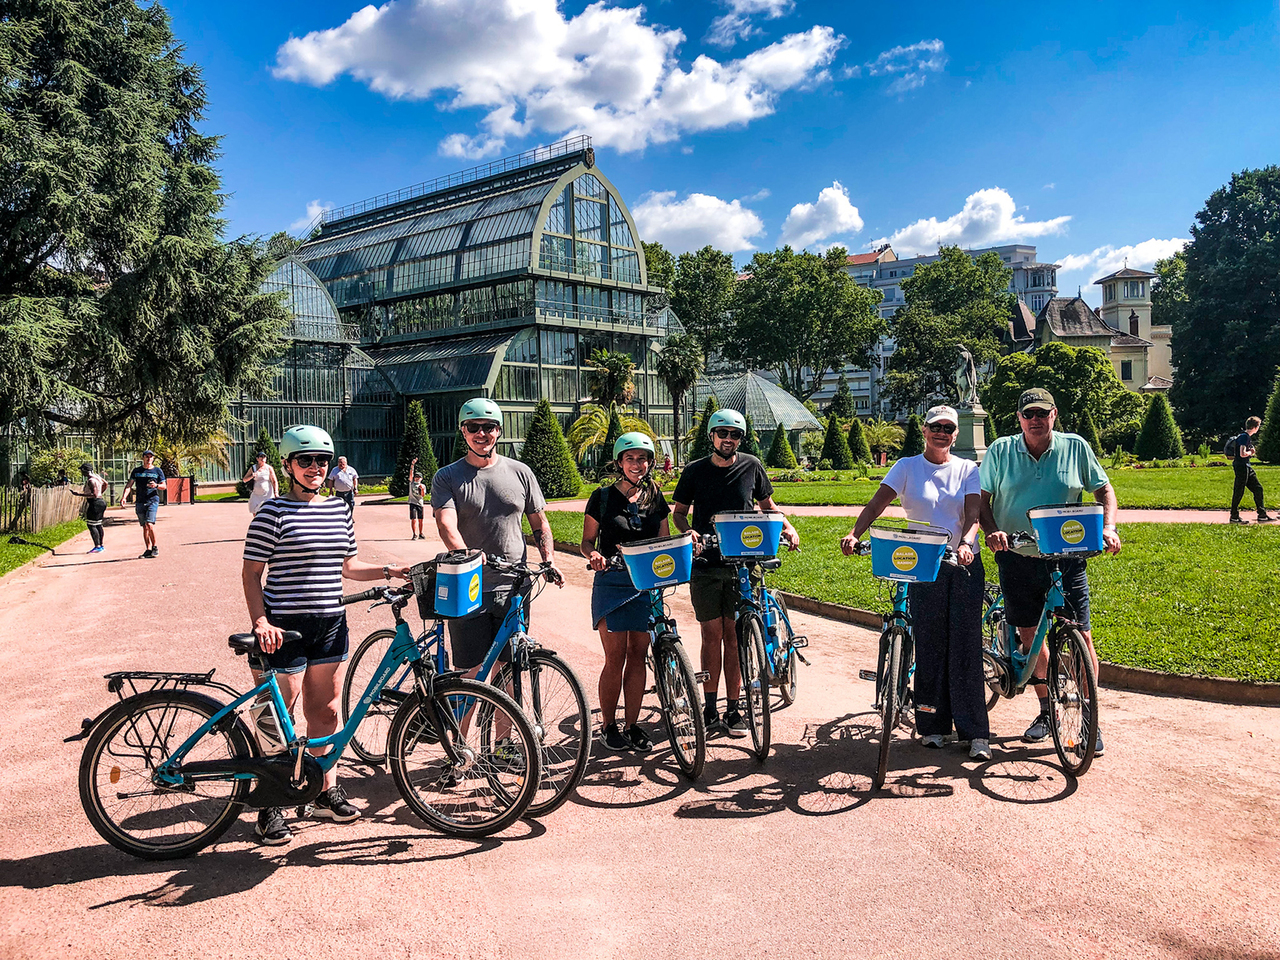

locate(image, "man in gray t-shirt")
[[431, 398, 563, 673]]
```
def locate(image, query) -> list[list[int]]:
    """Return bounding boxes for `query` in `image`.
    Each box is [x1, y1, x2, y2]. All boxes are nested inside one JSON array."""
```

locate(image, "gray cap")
[[1017, 388, 1055, 413]]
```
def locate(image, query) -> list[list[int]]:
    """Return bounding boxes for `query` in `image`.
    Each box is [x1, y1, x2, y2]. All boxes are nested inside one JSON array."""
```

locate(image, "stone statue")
[[953, 344, 979, 406]]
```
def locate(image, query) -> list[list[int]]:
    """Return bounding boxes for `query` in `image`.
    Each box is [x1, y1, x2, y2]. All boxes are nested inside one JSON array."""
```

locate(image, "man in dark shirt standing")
[[1230, 416, 1273, 524], [122, 450, 166, 558], [672, 409, 799, 735]]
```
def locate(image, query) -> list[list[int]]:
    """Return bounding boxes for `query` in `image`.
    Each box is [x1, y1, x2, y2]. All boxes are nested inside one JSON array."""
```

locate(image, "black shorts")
[[261, 611, 350, 674], [994, 552, 1091, 632], [409, 503, 424, 520], [445, 585, 529, 670]]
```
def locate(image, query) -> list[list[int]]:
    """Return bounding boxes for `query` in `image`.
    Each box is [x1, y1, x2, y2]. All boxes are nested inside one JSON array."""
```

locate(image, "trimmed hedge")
[[819, 415, 854, 470], [520, 398, 582, 499], [1135, 394, 1185, 460], [766, 421, 798, 468], [389, 400, 438, 497]]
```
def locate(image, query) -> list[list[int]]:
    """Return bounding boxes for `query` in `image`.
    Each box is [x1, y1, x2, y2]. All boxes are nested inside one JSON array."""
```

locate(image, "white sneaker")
[[921, 734, 944, 748], [969, 738, 992, 760]]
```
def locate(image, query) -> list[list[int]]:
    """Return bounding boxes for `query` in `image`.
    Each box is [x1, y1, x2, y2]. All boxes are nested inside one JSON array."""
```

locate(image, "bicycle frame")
[[729, 560, 800, 674], [984, 566, 1073, 693]]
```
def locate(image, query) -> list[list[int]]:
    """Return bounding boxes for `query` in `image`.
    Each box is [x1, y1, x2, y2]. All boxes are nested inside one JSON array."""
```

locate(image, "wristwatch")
[[383, 565, 391, 580]]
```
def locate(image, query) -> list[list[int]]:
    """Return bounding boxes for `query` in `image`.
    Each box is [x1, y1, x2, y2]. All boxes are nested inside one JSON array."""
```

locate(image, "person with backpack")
[[1229, 417, 1273, 524]]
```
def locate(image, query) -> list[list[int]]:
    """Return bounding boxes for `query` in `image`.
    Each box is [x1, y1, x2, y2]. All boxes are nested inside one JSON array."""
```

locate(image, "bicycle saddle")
[[226, 631, 302, 656]]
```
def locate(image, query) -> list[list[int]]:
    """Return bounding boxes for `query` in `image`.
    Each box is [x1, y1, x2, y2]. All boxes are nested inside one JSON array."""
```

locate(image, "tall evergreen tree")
[[689, 396, 718, 461], [1078, 409, 1103, 456], [1135, 394, 1186, 460], [390, 401, 438, 497], [1254, 370, 1280, 463], [766, 422, 798, 468], [602, 405, 625, 461], [740, 412, 761, 458], [846, 416, 872, 463], [829, 372, 856, 419], [519, 399, 582, 499], [451, 429, 467, 463], [235, 428, 283, 499], [819, 415, 855, 469], [901, 415, 925, 458]]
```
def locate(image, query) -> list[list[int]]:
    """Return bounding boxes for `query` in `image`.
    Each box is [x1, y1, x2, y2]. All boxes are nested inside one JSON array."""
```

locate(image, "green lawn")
[[0, 520, 88, 577], [545, 511, 1280, 682]]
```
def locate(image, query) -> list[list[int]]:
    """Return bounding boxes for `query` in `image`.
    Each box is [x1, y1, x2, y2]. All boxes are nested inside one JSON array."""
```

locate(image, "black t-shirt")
[[1235, 432, 1254, 464], [130, 466, 166, 503], [585, 484, 671, 559], [672, 454, 774, 536]]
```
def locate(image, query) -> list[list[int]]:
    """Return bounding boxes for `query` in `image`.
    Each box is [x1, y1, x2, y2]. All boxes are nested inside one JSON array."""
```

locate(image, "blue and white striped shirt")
[[243, 496, 357, 615]]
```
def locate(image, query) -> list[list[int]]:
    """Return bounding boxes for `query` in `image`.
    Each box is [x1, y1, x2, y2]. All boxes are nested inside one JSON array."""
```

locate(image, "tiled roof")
[[1111, 333, 1154, 347], [1008, 300, 1037, 343], [1093, 266, 1157, 283], [1037, 297, 1118, 339], [1141, 375, 1174, 391], [845, 252, 882, 265]]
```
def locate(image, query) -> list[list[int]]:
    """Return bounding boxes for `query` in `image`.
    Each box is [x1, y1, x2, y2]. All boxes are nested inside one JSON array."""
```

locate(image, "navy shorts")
[[135, 500, 159, 525], [445, 585, 529, 670], [261, 611, 350, 674], [591, 567, 649, 633], [994, 552, 1091, 632], [408, 503, 424, 520]]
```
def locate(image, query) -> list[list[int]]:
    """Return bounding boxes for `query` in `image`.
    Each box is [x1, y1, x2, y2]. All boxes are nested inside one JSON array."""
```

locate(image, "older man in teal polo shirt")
[[979, 387, 1121, 755]]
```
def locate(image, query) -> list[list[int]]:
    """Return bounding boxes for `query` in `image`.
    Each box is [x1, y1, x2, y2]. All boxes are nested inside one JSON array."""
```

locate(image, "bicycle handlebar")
[[487, 555, 564, 586], [340, 585, 410, 606]]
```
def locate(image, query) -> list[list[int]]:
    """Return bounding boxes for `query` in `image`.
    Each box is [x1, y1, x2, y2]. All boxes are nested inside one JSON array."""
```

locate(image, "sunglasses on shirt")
[[291, 454, 331, 469], [625, 501, 643, 531], [925, 423, 956, 435], [712, 428, 744, 440], [463, 421, 501, 435]]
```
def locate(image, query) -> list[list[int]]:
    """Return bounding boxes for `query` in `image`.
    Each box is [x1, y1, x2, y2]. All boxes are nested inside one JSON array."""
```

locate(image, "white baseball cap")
[[924, 405, 959, 426]]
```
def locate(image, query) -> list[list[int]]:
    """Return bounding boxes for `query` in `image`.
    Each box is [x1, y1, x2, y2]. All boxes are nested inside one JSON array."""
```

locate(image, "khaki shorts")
[[689, 565, 756, 623]]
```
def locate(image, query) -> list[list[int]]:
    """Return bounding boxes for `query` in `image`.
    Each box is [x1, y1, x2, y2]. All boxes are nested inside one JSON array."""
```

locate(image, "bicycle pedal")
[[858, 669, 878, 682], [795, 652, 811, 665], [694, 671, 710, 683], [791, 636, 809, 649]]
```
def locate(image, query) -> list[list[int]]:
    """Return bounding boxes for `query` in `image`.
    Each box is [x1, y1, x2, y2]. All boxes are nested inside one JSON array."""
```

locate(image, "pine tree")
[[519, 399, 582, 499], [829, 372, 856, 419], [766, 422, 798, 468], [390, 400, 438, 497], [819, 415, 855, 469], [901, 415, 925, 458], [451, 429, 467, 463], [1256, 370, 1280, 463], [689, 396, 718, 461], [846, 416, 872, 463], [1135, 394, 1186, 460], [1078, 408, 1103, 456], [235, 428, 284, 499], [741, 412, 761, 457]]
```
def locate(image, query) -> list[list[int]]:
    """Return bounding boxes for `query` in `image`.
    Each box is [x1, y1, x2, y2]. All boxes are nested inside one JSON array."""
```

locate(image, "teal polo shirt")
[[980, 431, 1110, 553]]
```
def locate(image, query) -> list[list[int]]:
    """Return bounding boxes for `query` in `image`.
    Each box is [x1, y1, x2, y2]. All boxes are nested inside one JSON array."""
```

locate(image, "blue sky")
[[168, 0, 1280, 304]]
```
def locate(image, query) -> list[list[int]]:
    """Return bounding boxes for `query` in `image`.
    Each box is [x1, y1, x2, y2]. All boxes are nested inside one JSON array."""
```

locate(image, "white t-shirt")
[[881, 454, 981, 548]]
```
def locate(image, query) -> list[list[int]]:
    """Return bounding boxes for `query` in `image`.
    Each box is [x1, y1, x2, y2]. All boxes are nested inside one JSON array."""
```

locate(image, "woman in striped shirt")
[[242, 425, 409, 846]]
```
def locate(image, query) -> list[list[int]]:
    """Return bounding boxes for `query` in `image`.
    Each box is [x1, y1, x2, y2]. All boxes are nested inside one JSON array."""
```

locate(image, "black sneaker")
[[626, 724, 652, 753], [312, 784, 359, 822], [1023, 712, 1051, 742], [1230, 516, 1250, 525], [722, 707, 748, 737], [1258, 514, 1275, 523], [601, 721, 631, 752], [704, 711, 729, 737], [255, 807, 292, 845], [141, 547, 155, 559]]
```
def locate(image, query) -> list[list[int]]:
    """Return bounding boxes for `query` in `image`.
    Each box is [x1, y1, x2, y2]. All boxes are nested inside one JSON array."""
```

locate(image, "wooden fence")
[[1, 486, 83, 535]]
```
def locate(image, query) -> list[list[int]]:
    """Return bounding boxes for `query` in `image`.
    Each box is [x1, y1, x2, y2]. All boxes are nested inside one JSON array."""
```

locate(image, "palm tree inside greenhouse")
[[654, 332, 703, 467]]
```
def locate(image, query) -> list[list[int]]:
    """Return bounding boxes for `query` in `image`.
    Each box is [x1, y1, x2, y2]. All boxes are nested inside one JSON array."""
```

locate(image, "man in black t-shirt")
[[122, 450, 166, 558], [672, 409, 799, 735], [1230, 416, 1273, 524]]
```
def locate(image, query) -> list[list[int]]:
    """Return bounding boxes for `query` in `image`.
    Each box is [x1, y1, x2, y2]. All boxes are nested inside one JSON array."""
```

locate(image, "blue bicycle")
[[341, 555, 591, 817], [77, 559, 542, 859]]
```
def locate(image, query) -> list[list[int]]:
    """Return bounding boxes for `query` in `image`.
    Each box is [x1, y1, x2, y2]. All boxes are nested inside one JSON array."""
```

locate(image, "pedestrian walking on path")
[[69, 463, 108, 553], [242, 451, 279, 516], [1229, 417, 1273, 524], [121, 450, 165, 559], [326, 456, 359, 515]]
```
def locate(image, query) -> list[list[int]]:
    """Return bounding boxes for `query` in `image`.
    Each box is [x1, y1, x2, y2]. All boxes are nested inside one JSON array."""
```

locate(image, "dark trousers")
[[1231, 461, 1265, 518], [909, 553, 990, 740], [85, 498, 106, 547]]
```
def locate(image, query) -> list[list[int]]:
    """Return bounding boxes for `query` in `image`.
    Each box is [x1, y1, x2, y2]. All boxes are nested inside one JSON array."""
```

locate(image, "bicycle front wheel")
[[79, 689, 254, 860], [342, 628, 415, 766], [737, 614, 771, 761], [653, 636, 706, 781], [388, 680, 541, 837], [874, 626, 906, 791], [494, 650, 591, 818], [1048, 626, 1099, 777]]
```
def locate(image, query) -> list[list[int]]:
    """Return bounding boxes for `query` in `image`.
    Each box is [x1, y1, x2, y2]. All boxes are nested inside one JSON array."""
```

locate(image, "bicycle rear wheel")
[[342, 629, 414, 766], [79, 689, 254, 860], [1047, 626, 1099, 777], [773, 594, 799, 707], [653, 635, 705, 781], [494, 650, 591, 818], [388, 680, 541, 837], [874, 627, 906, 791], [737, 614, 771, 761]]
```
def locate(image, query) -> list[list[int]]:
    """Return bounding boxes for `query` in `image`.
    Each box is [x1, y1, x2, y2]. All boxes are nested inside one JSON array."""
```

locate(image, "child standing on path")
[[408, 457, 427, 539]]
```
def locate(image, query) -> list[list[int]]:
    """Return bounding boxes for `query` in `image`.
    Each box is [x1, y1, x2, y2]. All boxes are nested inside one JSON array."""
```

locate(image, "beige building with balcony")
[[1094, 266, 1173, 391]]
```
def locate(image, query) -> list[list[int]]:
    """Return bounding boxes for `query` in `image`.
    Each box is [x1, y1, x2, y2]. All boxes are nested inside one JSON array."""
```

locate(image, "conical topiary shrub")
[[819, 415, 854, 470], [741, 412, 761, 458], [450, 428, 467, 463], [519, 398, 582, 499], [766, 422, 798, 468], [1134, 394, 1185, 460], [1078, 409, 1103, 456], [689, 396, 718, 461], [602, 404, 625, 463], [901, 414, 925, 458], [1255, 370, 1280, 464], [390, 400, 439, 497], [829, 371, 856, 420], [846, 416, 872, 463], [235, 427, 284, 499]]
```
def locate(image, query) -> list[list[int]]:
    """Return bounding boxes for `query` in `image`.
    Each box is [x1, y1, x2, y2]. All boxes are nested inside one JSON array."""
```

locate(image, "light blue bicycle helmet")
[[458, 397, 502, 426], [613, 432, 656, 460], [707, 409, 747, 435], [280, 425, 335, 459]]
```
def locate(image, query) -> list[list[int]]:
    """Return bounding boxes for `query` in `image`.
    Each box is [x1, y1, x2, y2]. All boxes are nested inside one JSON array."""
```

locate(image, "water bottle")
[[250, 693, 288, 755]]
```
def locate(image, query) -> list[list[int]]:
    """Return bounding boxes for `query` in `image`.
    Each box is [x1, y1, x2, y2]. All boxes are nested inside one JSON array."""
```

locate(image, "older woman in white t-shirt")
[[839, 405, 991, 760]]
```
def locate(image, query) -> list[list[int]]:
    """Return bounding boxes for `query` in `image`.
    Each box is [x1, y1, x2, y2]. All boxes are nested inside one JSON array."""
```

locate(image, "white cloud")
[[875, 187, 1070, 255], [1043, 182, 1056, 190], [289, 199, 333, 232], [864, 38, 947, 94], [743, 187, 771, 202], [779, 181, 863, 249], [631, 190, 765, 254], [274, 0, 842, 155], [1057, 238, 1188, 280], [706, 0, 794, 49]]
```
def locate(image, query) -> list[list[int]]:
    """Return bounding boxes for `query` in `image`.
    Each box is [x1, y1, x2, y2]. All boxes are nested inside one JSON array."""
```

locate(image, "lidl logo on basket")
[[1060, 520, 1086, 545], [652, 553, 676, 579], [891, 545, 918, 571], [740, 525, 764, 550], [468, 572, 481, 603]]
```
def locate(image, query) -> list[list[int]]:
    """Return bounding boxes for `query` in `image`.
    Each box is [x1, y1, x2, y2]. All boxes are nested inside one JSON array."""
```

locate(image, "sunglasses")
[[1020, 409, 1052, 420], [625, 501, 643, 531], [463, 422, 500, 435], [291, 454, 331, 469], [926, 423, 956, 435], [712, 428, 744, 440]]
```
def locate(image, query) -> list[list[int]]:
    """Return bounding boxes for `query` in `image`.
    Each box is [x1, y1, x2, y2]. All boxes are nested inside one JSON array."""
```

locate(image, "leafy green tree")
[[728, 246, 885, 402], [1170, 167, 1280, 438], [390, 401, 438, 497], [846, 416, 872, 463], [519, 399, 581, 499], [819, 415, 854, 469], [688, 396, 719, 461], [585, 350, 637, 405], [901, 415, 925, 458], [1134, 394, 1185, 460], [766, 422, 798, 468], [671, 246, 737, 366], [235, 428, 285, 499], [26, 445, 94, 486], [642, 241, 676, 294], [1078, 409, 1103, 456], [0, 0, 288, 444], [566, 404, 655, 462], [881, 247, 1016, 412], [603, 405, 625, 460], [1256, 370, 1280, 463], [741, 412, 761, 458], [654, 331, 703, 466], [829, 372, 856, 419], [982, 342, 1140, 438], [1151, 250, 1189, 329], [863, 417, 905, 460]]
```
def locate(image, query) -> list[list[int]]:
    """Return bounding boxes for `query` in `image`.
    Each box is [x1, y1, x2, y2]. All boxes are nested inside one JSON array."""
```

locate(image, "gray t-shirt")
[[431, 456, 547, 587]]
